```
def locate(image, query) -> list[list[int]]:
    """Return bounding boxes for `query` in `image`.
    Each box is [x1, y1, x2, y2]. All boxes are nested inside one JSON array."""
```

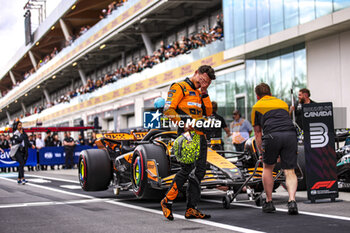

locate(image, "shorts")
[[261, 131, 297, 169]]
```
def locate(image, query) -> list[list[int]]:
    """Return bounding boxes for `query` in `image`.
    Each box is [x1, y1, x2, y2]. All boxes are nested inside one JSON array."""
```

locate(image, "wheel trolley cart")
[[215, 150, 304, 209]]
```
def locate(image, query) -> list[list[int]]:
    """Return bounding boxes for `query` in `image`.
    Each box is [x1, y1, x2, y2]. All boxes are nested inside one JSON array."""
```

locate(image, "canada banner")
[[302, 102, 339, 202]]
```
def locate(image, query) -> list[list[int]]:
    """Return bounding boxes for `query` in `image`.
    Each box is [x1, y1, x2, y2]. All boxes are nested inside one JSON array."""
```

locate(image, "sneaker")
[[287, 200, 298, 215], [17, 180, 22, 185], [22, 179, 28, 184], [160, 198, 174, 220], [262, 200, 276, 213], [185, 208, 211, 219]]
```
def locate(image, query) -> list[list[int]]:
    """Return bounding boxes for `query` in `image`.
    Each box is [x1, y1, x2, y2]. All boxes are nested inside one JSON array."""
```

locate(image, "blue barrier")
[[0, 149, 37, 168], [38, 145, 93, 165]]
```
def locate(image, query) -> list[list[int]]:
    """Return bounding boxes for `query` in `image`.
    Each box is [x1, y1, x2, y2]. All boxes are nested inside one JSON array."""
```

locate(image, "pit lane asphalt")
[[1, 169, 350, 233]]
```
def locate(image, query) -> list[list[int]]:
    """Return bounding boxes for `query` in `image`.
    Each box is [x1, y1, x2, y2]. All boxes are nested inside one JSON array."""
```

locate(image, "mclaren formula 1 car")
[[78, 129, 288, 207]]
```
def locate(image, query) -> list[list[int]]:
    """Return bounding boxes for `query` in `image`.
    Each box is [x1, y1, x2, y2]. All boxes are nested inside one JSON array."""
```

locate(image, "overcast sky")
[[0, 0, 60, 73]]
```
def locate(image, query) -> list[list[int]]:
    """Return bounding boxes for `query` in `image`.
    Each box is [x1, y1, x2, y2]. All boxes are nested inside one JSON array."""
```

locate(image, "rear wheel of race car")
[[131, 144, 169, 199], [296, 145, 307, 191], [79, 149, 112, 191]]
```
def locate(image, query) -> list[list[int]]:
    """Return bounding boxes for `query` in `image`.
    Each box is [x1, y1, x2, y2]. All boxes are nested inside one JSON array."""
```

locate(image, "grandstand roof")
[[0, 0, 121, 87]]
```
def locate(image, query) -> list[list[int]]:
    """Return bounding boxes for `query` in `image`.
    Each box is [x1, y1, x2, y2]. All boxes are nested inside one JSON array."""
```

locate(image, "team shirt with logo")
[[251, 95, 294, 134]]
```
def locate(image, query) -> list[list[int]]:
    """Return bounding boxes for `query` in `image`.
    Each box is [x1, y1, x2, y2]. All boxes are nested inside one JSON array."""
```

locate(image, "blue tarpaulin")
[[0, 146, 93, 167], [38, 146, 93, 165], [0, 149, 37, 168]]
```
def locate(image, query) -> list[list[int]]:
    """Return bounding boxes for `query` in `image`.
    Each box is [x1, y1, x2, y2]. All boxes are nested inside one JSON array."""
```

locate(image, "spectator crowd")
[[1, 1, 128, 99], [53, 15, 223, 107]]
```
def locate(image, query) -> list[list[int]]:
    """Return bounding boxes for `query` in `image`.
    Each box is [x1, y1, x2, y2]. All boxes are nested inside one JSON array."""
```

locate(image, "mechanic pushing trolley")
[[160, 65, 215, 220]]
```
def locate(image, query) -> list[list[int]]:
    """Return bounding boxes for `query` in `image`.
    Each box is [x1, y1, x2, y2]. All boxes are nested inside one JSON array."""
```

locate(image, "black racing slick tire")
[[79, 149, 112, 191], [296, 145, 307, 191], [131, 143, 169, 199]]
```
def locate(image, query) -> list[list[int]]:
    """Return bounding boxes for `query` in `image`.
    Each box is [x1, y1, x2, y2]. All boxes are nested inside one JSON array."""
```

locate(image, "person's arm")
[[224, 127, 231, 137], [289, 105, 295, 116], [23, 132, 34, 149], [251, 105, 263, 155], [70, 139, 76, 146], [220, 115, 231, 137], [253, 125, 263, 154], [0, 148, 4, 153], [164, 84, 184, 124], [63, 139, 68, 146], [199, 77, 212, 117], [229, 122, 233, 134]]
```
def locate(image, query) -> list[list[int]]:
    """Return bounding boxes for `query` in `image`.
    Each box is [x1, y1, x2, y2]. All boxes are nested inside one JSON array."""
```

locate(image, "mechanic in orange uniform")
[[160, 65, 215, 220]]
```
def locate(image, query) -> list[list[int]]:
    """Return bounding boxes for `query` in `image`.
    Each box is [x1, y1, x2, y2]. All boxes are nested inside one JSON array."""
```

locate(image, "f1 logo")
[[311, 180, 336, 190], [310, 122, 329, 148]]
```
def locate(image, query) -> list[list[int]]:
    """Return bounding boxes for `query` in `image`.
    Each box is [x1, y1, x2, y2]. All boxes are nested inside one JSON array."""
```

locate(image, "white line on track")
[[0, 176, 93, 199], [0, 176, 264, 233], [105, 200, 265, 233], [60, 185, 82, 189], [202, 199, 350, 222], [27, 174, 80, 184], [0, 198, 109, 209]]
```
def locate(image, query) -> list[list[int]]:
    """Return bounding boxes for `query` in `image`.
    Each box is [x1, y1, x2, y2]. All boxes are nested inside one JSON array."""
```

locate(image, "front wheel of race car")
[[131, 144, 169, 199], [79, 149, 112, 191]]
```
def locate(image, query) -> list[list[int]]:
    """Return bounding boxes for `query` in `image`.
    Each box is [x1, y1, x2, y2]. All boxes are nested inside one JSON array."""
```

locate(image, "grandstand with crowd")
[[0, 0, 226, 132]]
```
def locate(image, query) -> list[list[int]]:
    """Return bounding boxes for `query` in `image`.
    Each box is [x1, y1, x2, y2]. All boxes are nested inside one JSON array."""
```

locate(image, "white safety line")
[[0, 176, 93, 199], [202, 199, 350, 222], [0, 198, 109, 209], [27, 174, 80, 184], [60, 185, 82, 189], [0, 173, 18, 178], [106, 200, 265, 233], [0, 176, 264, 233]]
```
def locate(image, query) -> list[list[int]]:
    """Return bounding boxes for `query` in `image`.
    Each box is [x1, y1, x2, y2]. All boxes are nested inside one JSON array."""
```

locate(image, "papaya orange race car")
[[78, 129, 299, 208]]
